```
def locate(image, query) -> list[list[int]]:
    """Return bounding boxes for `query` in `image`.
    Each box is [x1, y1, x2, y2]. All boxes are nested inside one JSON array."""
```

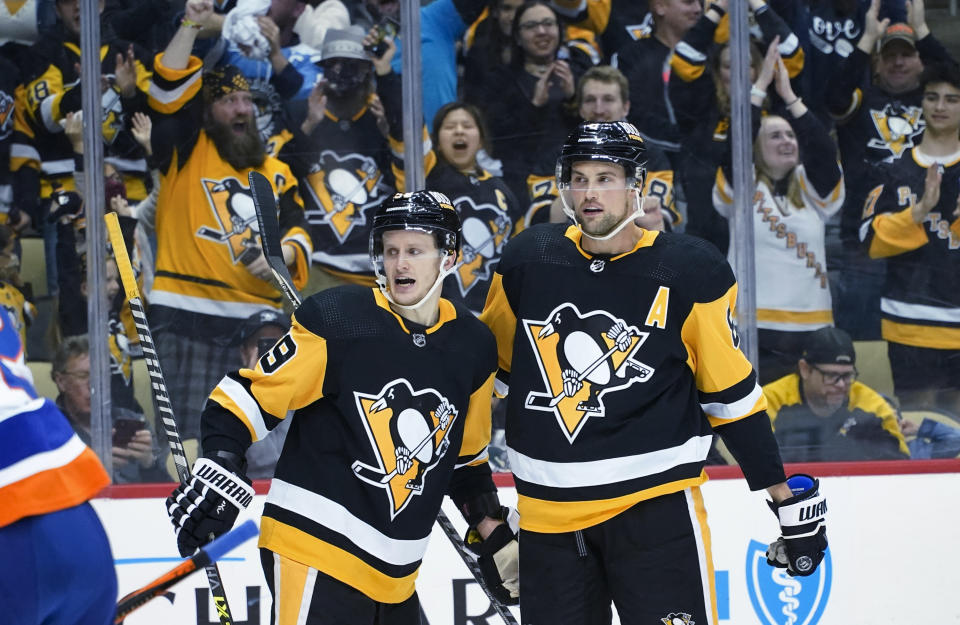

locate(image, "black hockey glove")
[[766, 474, 828, 577], [464, 507, 520, 605], [166, 453, 254, 557]]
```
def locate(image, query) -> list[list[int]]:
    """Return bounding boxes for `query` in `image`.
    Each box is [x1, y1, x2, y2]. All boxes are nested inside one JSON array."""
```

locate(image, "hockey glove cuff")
[[766, 474, 828, 577], [166, 454, 254, 557], [464, 507, 520, 605]]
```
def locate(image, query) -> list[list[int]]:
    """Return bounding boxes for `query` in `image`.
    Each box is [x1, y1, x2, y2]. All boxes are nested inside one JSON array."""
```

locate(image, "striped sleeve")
[[681, 282, 766, 427], [0, 400, 110, 528], [148, 53, 203, 115], [207, 316, 329, 443]]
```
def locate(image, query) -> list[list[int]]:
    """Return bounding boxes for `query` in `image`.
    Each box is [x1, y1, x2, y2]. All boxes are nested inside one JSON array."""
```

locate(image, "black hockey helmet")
[[370, 191, 462, 262], [555, 121, 647, 188]]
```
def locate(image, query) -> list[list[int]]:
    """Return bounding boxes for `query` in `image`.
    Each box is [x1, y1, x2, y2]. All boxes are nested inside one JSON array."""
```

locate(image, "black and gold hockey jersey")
[[825, 35, 954, 240], [11, 30, 154, 201], [278, 99, 395, 284], [202, 286, 497, 603], [423, 162, 522, 314], [147, 55, 311, 329], [480, 224, 784, 533], [764, 373, 908, 462], [860, 148, 960, 350]]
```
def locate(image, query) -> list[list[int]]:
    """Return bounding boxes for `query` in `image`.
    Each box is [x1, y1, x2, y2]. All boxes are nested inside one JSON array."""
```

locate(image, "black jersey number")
[[259, 334, 297, 374]]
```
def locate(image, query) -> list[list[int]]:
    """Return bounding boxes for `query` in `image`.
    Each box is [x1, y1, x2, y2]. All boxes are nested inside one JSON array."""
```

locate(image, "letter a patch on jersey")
[[522, 303, 655, 443], [351, 379, 459, 519]]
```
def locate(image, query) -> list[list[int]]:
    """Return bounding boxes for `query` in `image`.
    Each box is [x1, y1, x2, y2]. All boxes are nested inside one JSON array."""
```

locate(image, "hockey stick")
[[105, 213, 238, 625], [352, 421, 444, 484], [114, 520, 258, 623], [525, 341, 624, 409], [248, 172, 519, 625]]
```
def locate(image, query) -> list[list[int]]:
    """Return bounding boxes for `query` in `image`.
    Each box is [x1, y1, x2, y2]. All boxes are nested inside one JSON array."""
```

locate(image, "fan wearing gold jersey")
[[166, 191, 519, 624], [146, 0, 312, 442], [480, 121, 829, 624]]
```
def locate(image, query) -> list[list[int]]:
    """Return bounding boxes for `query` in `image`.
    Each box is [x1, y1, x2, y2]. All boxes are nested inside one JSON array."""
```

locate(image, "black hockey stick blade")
[[248, 171, 302, 307], [105, 213, 239, 625], [114, 520, 258, 623]]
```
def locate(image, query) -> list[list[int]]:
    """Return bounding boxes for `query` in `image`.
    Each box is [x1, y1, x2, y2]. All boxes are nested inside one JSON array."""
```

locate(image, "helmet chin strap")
[[377, 253, 460, 313], [565, 187, 646, 242]]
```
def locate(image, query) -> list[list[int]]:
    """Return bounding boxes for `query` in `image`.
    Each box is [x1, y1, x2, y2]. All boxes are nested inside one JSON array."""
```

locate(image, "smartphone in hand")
[[113, 418, 144, 448]]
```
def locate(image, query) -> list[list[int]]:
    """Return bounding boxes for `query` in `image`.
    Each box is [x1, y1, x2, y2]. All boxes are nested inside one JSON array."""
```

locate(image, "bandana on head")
[[202, 65, 250, 103]]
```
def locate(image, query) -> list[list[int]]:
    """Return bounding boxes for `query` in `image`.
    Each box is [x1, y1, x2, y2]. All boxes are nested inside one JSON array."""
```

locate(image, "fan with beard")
[[204, 114, 267, 172]]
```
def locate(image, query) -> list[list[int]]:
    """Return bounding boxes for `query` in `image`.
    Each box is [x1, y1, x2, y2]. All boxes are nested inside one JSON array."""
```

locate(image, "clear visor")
[[557, 177, 644, 240]]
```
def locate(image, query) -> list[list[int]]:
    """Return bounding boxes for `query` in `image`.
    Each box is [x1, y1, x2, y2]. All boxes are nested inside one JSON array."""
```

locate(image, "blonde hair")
[[753, 115, 803, 209]]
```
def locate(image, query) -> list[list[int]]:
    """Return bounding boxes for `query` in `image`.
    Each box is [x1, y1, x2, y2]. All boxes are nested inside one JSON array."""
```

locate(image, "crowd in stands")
[[2, 0, 960, 482]]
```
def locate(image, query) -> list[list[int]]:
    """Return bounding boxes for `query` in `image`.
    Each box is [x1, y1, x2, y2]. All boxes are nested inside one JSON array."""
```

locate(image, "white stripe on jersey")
[[507, 434, 713, 489], [700, 383, 763, 421], [881, 297, 960, 324], [216, 376, 270, 441], [266, 479, 432, 566], [0, 433, 86, 488]]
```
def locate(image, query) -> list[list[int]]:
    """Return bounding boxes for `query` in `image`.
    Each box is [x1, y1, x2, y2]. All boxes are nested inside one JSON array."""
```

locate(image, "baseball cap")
[[320, 27, 369, 62], [879, 23, 917, 52], [239, 309, 290, 344], [801, 327, 856, 365]]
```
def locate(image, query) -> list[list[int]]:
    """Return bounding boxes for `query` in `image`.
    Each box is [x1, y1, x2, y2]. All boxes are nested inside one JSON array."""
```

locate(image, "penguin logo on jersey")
[[0, 91, 14, 141], [661, 614, 694, 625], [522, 303, 655, 443], [453, 195, 512, 296], [196, 176, 263, 263], [867, 104, 924, 158], [100, 83, 126, 146], [303, 150, 389, 243], [352, 379, 459, 519]]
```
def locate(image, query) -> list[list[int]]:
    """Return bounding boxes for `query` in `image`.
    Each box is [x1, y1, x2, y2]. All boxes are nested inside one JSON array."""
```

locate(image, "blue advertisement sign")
[[745, 540, 832, 625]]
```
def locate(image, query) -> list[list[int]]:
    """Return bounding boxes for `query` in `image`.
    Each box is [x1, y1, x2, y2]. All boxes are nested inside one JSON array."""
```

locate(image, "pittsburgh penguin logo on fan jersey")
[[351, 379, 459, 519], [522, 303, 655, 443], [868, 103, 924, 159], [100, 85, 125, 146], [196, 176, 262, 263], [0, 91, 14, 141], [453, 195, 512, 297], [303, 150, 391, 243]]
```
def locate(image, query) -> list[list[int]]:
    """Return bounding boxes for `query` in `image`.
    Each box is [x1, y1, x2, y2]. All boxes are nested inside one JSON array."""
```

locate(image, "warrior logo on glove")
[[522, 303, 655, 442], [351, 379, 459, 518], [767, 474, 829, 577]]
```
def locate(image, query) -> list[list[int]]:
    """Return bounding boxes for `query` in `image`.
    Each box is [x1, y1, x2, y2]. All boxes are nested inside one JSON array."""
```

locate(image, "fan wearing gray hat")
[[277, 25, 405, 293], [762, 327, 910, 462]]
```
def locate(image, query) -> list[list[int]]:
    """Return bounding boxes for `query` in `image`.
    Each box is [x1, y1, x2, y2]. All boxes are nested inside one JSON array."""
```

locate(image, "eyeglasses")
[[60, 370, 91, 381], [811, 365, 857, 385], [518, 18, 558, 31]]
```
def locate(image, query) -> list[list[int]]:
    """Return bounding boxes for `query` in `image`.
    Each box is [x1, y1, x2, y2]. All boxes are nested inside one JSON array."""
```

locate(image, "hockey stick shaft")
[[247, 174, 518, 625], [105, 213, 238, 625], [353, 421, 445, 484], [114, 520, 258, 623]]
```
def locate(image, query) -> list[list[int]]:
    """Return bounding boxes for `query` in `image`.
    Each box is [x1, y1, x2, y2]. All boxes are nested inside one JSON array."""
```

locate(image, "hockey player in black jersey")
[[166, 191, 519, 624], [480, 121, 829, 624]]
